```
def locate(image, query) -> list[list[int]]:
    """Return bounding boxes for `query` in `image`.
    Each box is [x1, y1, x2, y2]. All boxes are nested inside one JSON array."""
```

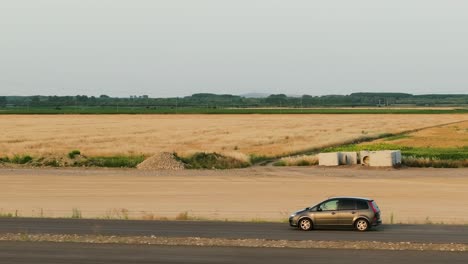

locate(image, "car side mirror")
[[317, 208, 322, 212]]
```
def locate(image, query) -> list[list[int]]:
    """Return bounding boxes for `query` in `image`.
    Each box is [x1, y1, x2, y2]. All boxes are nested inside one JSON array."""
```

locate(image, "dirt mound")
[[137, 152, 185, 170]]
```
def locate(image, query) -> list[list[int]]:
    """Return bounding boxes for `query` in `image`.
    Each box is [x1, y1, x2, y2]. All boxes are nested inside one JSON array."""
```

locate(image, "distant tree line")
[[0, 93, 467, 108]]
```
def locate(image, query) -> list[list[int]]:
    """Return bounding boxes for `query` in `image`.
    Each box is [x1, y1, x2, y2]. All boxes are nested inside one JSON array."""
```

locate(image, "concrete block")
[[391, 150, 402, 166], [370, 151, 394, 167], [319, 152, 340, 166], [360, 150, 401, 167], [339, 152, 358, 165], [360, 151, 372, 166]]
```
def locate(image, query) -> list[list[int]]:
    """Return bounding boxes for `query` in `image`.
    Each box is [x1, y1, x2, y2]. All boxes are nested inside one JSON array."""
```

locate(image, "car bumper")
[[372, 219, 382, 226], [289, 217, 297, 227]]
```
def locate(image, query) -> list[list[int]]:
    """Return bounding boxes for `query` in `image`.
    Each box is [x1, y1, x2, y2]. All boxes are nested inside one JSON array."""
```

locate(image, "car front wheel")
[[298, 218, 313, 231]]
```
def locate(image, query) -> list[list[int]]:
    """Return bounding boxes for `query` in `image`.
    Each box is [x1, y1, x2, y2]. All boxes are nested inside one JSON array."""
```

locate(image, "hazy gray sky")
[[1, 0, 467, 97]]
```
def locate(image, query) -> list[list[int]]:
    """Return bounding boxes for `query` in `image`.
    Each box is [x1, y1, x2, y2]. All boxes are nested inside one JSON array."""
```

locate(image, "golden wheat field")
[[1, 114, 467, 158], [367, 120, 468, 148]]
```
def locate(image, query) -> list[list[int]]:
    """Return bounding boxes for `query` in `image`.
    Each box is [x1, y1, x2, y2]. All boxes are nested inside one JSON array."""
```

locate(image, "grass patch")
[[297, 160, 312, 166], [402, 147, 468, 161], [175, 211, 190, 221], [175, 152, 250, 169], [249, 154, 273, 165], [273, 160, 287, 166], [384, 134, 411, 141], [0, 211, 17, 218], [71, 208, 82, 219], [403, 157, 468, 168], [1, 154, 144, 168], [68, 150, 81, 159], [10, 155, 33, 164], [43, 159, 61, 167], [323, 143, 403, 153], [78, 155, 146, 168], [102, 209, 130, 220]]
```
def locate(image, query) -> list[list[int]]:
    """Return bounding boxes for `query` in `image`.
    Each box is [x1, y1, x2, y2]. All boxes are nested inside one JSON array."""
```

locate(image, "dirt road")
[[1, 167, 467, 223]]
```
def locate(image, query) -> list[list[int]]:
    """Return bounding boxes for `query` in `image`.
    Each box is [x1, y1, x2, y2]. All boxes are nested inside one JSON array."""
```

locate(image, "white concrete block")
[[319, 152, 340, 166], [360, 151, 372, 166], [369, 151, 395, 167], [360, 150, 402, 167], [339, 152, 358, 165]]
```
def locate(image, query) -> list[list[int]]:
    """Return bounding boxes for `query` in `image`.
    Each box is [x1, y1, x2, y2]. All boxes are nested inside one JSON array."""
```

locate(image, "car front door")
[[314, 199, 339, 225], [336, 199, 357, 225]]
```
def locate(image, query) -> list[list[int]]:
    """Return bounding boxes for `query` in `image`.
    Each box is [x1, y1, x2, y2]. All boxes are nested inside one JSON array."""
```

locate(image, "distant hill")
[[240, 93, 302, 98], [239, 93, 271, 98]]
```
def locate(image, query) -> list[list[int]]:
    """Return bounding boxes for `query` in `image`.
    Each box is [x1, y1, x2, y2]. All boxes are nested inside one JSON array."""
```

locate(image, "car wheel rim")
[[357, 220, 367, 231], [300, 220, 311, 230]]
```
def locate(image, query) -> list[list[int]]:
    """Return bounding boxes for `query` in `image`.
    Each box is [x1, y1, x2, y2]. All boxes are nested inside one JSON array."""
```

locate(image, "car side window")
[[319, 199, 338, 211], [356, 200, 369, 210], [337, 199, 355, 210]]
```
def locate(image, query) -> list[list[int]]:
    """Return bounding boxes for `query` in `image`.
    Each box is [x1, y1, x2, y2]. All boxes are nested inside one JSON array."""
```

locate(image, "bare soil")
[[0, 167, 467, 224]]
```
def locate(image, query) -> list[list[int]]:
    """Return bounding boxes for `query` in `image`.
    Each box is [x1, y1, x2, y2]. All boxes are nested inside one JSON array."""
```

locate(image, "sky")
[[1, 0, 467, 97]]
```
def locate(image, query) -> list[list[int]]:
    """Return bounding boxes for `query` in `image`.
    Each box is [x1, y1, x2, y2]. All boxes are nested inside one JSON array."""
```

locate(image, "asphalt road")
[[1, 218, 467, 244], [1, 241, 467, 264]]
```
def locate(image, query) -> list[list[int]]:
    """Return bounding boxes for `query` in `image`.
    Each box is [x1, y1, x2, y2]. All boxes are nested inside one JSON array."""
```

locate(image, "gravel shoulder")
[[0, 233, 466, 252]]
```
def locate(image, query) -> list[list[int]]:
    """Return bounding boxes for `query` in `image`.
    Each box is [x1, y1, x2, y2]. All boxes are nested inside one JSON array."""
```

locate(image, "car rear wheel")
[[298, 218, 313, 231], [354, 219, 370, 232]]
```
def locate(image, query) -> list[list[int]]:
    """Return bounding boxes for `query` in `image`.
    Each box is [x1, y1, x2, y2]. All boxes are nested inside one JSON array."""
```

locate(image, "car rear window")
[[371, 201, 380, 211], [356, 200, 369, 210], [338, 199, 355, 210]]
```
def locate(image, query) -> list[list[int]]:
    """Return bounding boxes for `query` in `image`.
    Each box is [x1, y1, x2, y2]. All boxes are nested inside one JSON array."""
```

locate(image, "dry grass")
[[276, 155, 318, 166], [175, 211, 190, 221], [403, 156, 468, 168], [1, 114, 466, 158]]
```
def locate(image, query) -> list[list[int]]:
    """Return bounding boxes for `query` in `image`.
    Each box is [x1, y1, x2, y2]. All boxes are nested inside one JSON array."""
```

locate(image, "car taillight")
[[369, 201, 378, 214]]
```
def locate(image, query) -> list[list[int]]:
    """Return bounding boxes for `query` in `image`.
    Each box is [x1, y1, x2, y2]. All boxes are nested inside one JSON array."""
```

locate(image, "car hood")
[[293, 208, 308, 215]]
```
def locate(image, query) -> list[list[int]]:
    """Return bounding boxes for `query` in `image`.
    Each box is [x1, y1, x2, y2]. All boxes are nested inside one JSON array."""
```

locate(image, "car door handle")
[[351, 211, 356, 214], [331, 212, 336, 215]]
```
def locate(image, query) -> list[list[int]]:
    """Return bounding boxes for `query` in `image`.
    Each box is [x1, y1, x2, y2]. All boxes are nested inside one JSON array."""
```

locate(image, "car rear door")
[[355, 199, 372, 221], [336, 199, 357, 225]]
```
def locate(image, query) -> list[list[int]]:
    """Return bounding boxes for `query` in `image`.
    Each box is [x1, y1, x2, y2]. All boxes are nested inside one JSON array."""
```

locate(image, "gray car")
[[289, 197, 382, 231]]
